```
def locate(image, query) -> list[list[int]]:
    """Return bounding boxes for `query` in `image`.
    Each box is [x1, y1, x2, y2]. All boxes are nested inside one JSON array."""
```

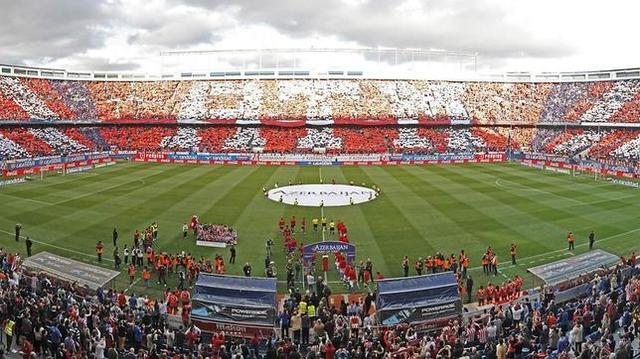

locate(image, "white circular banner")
[[267, 184, 378, 207]]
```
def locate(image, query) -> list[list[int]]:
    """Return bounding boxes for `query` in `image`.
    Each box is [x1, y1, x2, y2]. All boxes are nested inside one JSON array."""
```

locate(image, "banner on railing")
[[3, 155, 113, 178]]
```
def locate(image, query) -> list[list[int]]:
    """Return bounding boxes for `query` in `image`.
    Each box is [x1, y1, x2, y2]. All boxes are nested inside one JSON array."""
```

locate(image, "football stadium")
[[1, 2, 640, 358]]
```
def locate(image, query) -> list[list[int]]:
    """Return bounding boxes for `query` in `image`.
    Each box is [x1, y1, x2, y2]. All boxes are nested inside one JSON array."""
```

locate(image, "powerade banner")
[[191, 300, 276, 325], [377, 300, 462, 333], [376, 272, 462, 332], [303, 241, 356, 263], [191, 274, 277, 338]]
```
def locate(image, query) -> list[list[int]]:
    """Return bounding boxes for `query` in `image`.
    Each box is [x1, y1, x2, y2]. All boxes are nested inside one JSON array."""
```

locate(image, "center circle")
[[267, 184, 379, 207]]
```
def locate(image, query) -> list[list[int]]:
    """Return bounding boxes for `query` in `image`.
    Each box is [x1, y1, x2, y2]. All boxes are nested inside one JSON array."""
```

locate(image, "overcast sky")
[[2, 0, 639, 74]]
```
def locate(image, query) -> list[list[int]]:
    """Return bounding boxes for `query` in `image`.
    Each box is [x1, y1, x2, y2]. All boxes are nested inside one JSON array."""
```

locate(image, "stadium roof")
[[3, 60, 640, 83]]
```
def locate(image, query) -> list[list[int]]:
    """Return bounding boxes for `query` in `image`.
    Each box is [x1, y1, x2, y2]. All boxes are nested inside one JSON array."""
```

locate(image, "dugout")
[[23, 251, 120, 292], [375, 272, 462, 333], [191, 273, 277, 338], [527, 249, 620, 302]]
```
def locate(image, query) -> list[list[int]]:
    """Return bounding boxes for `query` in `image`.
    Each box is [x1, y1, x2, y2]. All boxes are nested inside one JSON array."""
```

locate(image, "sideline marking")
[[0, 192, 54, 206], [0, 229, 115, 263], [468, 227, 640, 274], [125, 277, 142, 293]]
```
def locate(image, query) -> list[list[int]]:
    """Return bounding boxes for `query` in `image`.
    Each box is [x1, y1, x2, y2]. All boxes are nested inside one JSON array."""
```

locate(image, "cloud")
[[186, 0, 575, 60], [118, 1, 228, 48], [1, 0, 639, 72], [0, 0, 113, 65], [58, 56, 141, 72]]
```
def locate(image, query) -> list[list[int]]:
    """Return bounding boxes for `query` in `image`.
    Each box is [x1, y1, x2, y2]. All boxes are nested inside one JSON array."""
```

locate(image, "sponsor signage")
[[3, 153, 112, 171], [302, 241, 356, 263], [376, 273, 462, 333], [191, 318, 274, 338], [267, 184, 378, 207], [378, 300, 462, 331], [0, 177, 27, 186], [66, 165, 93, 174], [191, 301, 275, 324]]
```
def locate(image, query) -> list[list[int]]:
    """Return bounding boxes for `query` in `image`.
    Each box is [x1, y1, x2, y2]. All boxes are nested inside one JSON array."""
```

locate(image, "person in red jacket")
[[168, 292, 179, 315], [363, 269, 371, 284], [20, 337, 33, 359], [325, 339, 336, 359], [117, 291, 126, 307], [180, 289, 191, 306]]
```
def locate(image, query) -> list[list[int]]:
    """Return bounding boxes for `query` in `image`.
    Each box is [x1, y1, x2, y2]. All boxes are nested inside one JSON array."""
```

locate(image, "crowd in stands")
[[1, 126, 639, 163], [0, 133, 28, 159], [393, 128, 436, 153], [223, 128, 265, 151], [196, 224, 238, 246], [29, 128, 87, 154], [579, 81, 640, 123], [160, 128, 200, 152], [297, 129, 343, 151], [261, 128, 306, 153], [333, 127, 395, 154], [1, 75, 640, 125], [1, 238, 639, 359], [0, 128, 52, 158], [538, 83, 590, 124], [612, 135, 640, 162], [99, 127, 175, 152]]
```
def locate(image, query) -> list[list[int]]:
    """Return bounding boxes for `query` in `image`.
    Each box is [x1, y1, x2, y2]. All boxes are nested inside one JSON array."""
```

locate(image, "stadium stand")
[[99, 126, 175, 152], [1, 249, 637, 358], [0, 75, 640, 125], [0, 125, 638, 162], [0, 74, 636, 164], [0, 133, 28, 159], [0, 128, 52, 158], [1, 72, 640, 359], [198, 126, 237, 153]]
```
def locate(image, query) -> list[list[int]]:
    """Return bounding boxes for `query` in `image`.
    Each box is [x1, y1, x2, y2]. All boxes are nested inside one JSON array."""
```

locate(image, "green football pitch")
[[0, 162, 638, 298]]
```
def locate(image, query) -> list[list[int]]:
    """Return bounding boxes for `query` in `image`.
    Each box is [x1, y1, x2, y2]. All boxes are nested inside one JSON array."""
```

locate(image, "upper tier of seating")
[[2, 75, 640, 125]]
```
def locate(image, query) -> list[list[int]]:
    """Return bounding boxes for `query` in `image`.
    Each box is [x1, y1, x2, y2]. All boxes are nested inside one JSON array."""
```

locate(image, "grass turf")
[[0, 161, 638, 298]]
